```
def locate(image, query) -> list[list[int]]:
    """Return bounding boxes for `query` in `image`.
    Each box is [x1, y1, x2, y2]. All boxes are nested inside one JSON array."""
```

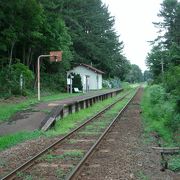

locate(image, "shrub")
[[0, 63, 34, 96], [41, 72, 66, 92], [71, 73, 83, 91], [147, 85, 165, 104], [141, 85, 179, 145], [163, 66, 180, 97]]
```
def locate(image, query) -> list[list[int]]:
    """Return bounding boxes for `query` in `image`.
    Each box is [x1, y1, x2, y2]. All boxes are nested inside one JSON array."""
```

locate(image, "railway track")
[[1, 89, 138, 180], [67, 88, 140, 180]]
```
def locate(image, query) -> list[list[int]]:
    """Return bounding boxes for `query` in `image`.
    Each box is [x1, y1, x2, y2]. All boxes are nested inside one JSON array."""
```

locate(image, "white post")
[[20, 73, 23, 95], [70, 77, 72, 94], [37, 56, 41, 101]]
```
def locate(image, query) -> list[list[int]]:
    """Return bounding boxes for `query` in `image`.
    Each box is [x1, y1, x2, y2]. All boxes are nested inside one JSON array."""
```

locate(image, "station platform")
[[0, 89, 122, 136]]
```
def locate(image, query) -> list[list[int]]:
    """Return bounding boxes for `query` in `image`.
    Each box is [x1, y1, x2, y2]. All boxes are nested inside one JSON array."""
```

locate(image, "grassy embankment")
[[141, 85, 180, 172], [0, 87, 136, 151]]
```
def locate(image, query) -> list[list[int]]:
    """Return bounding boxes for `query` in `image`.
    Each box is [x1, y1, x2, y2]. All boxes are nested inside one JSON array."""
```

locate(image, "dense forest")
[[0, 0, 140, 97], [144, 0, 180, 144]]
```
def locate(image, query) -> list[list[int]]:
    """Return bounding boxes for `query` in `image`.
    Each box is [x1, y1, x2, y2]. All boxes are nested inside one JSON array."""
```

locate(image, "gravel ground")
[[75, 88, 180, 180], [0, 136, 61, 178]]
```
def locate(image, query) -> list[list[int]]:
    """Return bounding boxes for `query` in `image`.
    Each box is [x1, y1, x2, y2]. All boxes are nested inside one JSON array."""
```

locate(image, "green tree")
[[55, 0, 126, 77], [147, 0, 180, 81], [143, 70, 152, 82], [125, 64, 143, 83]]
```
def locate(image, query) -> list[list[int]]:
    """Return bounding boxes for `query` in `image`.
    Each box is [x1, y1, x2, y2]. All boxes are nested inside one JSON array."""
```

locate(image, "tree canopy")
[[0, 0, 132, 96], [146, 0, 180, 127], [146, 0, 180, 80]]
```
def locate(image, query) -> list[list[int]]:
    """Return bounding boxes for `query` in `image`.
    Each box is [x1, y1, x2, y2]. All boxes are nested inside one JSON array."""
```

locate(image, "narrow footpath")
[[74, 88, 179, 180]]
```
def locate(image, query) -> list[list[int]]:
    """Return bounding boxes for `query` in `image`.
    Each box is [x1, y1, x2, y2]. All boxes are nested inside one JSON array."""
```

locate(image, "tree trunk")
[[22, 44, 26, 64], [8, 41, 15, 68], [34, 66, 38, 89], [29, 51, 34, 68], [26, 47, 32, 67]]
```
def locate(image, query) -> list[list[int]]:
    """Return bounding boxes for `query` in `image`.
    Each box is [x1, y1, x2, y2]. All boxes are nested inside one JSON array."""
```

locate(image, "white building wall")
[[67, 66, 102, 90]]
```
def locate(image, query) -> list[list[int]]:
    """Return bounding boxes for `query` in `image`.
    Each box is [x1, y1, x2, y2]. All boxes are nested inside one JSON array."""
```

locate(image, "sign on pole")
[[50, 51, 62, 62]]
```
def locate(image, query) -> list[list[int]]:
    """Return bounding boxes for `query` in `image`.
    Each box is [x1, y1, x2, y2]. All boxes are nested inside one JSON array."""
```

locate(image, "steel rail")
[[1, 91, 131, 180], [66, 88, 139, 180]]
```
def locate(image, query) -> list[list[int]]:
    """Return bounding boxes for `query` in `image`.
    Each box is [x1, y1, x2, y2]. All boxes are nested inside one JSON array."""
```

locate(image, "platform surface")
[[0, 89, 120, 136]]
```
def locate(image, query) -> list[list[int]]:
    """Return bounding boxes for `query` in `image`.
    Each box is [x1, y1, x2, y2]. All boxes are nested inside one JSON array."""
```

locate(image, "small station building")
[[67, 63, 104, 92]]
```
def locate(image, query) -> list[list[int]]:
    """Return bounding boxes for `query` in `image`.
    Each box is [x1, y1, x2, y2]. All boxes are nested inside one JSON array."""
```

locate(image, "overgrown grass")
[[16, 172, 33, 180], [0, 93, 81, 123], [135, 171, 149, 180], [0, 88, 136, 151], [141, 85, 176, 146], [168, 155, 180, 172], [0, 130, 43, 150], [42, 150, 83, 162], [141, 85, 180, 172]]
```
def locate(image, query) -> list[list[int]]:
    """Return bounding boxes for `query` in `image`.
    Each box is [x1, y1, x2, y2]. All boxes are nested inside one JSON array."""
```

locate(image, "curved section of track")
[[1, 90, 134, 180]]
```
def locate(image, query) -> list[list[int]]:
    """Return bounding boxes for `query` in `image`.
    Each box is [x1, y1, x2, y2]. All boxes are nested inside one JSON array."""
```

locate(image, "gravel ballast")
[[75, 88, 179, 180]]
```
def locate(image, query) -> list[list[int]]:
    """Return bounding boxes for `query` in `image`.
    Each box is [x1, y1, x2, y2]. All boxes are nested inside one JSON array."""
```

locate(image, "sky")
[[102, 0, 163, 72]]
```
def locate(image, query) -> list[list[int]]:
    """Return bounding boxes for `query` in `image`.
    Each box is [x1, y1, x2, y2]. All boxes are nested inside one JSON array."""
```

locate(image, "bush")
[[0, 63, 34, 96], [71, 73, 83, 91], [103, 77, 123, 89], [141, 85, 179, 145], [148, 84, 165, 104], [41, 72, 66, 92], [168, 155, 180, 172], [163, 66, 180, 97]]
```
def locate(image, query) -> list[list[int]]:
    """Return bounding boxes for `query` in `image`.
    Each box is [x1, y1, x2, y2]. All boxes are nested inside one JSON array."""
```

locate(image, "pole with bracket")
[[37, 55, 56, 101], [37, 51, 62, 101]]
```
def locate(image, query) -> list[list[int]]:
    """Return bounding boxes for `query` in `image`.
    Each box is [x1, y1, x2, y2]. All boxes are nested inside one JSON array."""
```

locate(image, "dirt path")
[[75, 88, 179, 180]]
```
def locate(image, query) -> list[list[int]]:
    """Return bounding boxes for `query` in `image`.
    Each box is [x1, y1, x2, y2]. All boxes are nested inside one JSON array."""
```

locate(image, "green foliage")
[[125, 64, 143, 83], [145, 1, 180, 147], [70, 73, 83, 91], [146, 0, 180, 81], [143, 70, 152, 82], [55, 0, 129, 78], [135, 171, 149, 180], [168, 155, 180, 172], [147, 85, 165, 104], [141, 85, 180, 145], [0, 0, 131, 97], [41, 72, 66, 92], [0, 130, 42, 150], [108, 77, 122, 88], [0, 63, 34, 96], [163, 66, 180, 97], [0, 0, 73, 96]]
